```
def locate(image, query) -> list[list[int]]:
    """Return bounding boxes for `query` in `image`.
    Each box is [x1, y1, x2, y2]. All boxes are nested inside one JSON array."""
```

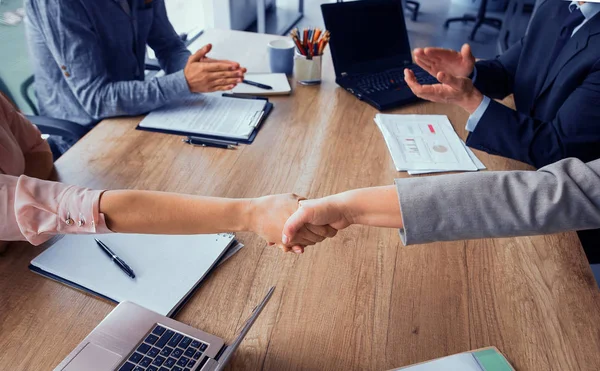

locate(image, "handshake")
[[96, 186, 401, 251], [246, 186, 401, 254], [247, 193, 346, 254]]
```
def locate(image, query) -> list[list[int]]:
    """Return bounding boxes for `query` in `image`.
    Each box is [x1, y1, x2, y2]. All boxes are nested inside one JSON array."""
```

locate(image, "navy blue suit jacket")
[[466, 0, 600, 168]]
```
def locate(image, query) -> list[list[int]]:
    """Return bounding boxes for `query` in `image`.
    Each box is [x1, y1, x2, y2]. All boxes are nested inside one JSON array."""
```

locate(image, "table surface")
[[1, 29, 599, 371]]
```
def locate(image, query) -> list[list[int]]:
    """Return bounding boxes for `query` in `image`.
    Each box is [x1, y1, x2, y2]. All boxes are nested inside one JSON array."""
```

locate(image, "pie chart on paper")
[[432, 145, 448, 153]]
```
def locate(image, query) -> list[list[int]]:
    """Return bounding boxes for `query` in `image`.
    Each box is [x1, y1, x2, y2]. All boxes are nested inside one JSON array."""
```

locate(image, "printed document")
[[139, 94, 267, 139], [407, 140, 486, 175], [375, 114, 478, 172]]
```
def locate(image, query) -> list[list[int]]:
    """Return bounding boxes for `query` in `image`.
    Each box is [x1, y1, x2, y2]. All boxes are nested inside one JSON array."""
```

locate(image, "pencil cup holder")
[[294, 52, 322, 85]]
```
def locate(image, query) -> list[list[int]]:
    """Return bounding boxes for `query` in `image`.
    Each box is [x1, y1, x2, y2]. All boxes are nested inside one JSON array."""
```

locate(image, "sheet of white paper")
[[375, 114, 477, 171], [232, 73, 292, 96], [139, 94, 267, 139], [31, 233, 235, 316], [407, 140, 486, 175], [392, 353, 483, 371]]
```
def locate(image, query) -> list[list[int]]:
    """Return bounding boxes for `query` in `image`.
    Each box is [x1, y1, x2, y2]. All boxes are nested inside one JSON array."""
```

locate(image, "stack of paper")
[[374, 114, 485, 175], [138, 94, 267, 140]]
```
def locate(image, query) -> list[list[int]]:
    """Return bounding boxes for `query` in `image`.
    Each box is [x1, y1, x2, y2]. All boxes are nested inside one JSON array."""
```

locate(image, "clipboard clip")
[[247, 110, 264, 128], [222, 93, 268, 101]]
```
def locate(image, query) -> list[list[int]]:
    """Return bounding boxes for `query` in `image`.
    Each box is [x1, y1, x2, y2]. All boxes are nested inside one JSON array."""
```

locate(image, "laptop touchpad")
[[62, 342, 123, 371]]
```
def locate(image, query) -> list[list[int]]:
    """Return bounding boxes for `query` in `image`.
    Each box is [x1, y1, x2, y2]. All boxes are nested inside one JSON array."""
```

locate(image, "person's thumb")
[[188, 44, 212, 63], [461, 43, 473, 61], [282, 203, 314, 244]]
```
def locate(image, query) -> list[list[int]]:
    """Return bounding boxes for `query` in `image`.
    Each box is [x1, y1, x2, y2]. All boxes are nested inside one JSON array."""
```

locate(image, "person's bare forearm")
[[99, 190, 252, 235], [336, 185, 403, 228], [23, 144, 54, 180]]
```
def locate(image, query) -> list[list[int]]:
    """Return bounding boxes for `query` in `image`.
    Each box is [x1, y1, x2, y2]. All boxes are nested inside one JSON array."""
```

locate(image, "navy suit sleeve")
[[473, 39, 523, 99], [466, 62, 600, 168], [147, 0, 191, 74]]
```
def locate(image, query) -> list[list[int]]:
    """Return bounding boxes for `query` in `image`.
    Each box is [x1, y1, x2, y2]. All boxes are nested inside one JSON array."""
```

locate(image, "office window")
[[0, 1, 34, 114], [164, 0, 206, 37], [147, 0, 206, 60]]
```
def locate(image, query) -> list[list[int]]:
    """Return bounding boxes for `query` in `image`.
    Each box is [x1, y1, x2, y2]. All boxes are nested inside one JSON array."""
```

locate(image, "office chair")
[[405, 1, 420, 21], [0, 75, 88, 142], [444, 0, 503, 41], [335, 0, 421, 22], [497, 0, 537, 53]]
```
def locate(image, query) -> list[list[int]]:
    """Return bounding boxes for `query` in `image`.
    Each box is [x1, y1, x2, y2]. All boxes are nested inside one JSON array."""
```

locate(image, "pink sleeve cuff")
[[14, 176, 112, 245]]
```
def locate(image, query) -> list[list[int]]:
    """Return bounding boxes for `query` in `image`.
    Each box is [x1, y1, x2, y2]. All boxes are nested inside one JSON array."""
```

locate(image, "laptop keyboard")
[[353, 65, 437, 95], [117, 324, 209, 371]]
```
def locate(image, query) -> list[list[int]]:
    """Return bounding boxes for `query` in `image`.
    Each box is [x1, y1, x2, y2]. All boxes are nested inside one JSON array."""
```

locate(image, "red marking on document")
[[428, 124, 436, 134]]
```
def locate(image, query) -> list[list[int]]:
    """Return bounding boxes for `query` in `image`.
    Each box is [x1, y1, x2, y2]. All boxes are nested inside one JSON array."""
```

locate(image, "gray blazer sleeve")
[[395, 158, 600, 245]]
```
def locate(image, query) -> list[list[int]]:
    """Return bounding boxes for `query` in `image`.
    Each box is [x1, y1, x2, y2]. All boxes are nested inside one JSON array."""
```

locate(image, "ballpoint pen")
[[94, 238, 136, 279], [182, 137, 237, 149], [242, 80, 273, 90], [187, 136, 238, 146]]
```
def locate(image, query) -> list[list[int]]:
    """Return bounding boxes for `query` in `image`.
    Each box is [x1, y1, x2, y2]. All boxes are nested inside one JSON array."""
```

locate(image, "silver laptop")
[[54, 287, 275, 371]]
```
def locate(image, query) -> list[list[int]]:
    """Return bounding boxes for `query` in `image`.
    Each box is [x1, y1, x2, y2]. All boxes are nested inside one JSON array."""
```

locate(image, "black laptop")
[[321, 0, 437, 111]]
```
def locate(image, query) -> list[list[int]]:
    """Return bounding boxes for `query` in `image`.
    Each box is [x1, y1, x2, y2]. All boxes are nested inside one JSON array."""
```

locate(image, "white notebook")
[[232, 73, 292, 96], [393, 353, 482, 371], [30, 233, 236, 316], [138, 94, 267, 140]]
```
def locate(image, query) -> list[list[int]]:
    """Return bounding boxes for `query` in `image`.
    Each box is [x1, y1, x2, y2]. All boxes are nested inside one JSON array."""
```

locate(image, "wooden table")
[[1, 29, 599, 371]]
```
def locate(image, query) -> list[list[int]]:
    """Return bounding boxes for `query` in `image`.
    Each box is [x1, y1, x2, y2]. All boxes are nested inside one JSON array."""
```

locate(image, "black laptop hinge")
[[214, 345, 227, 361], [197, 355, 210, 369]]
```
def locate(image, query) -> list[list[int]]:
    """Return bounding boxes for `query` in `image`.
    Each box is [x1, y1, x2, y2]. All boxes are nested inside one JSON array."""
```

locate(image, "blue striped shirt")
[[25, 0, 195, 127]]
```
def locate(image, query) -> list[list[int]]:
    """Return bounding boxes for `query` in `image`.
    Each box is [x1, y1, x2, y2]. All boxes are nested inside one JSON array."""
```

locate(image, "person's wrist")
[[182, 66, 195, 92], [461, 89, 483, 114], [331, 192, 357, 226], [237, 198, 257, 233]]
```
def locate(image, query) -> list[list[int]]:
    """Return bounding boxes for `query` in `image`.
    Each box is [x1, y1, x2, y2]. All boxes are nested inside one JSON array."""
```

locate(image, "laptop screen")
[[321, 0, 412, 77], [213, 286, 275, 371]]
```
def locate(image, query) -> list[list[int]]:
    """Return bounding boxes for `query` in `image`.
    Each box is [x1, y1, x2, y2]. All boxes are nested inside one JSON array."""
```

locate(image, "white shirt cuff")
[[465, 95, 491, 132]]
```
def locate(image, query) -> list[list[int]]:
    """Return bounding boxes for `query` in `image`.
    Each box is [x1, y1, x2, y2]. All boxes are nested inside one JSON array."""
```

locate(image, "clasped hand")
[[249, 194, 339, 254], [251, 193, 353, 255], [183, 44, 247, 93]]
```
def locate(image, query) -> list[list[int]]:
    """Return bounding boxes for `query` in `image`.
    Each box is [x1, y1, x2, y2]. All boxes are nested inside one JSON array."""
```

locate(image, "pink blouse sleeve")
[[0, 174, 112, 246]]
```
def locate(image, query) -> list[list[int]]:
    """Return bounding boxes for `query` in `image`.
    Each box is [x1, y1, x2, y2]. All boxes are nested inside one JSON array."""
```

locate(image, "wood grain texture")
[[1, 29, 599, 371]]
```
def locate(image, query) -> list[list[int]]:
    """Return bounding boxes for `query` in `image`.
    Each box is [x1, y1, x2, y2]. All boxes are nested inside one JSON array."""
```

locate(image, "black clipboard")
[[136, 94, 273, 145]]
